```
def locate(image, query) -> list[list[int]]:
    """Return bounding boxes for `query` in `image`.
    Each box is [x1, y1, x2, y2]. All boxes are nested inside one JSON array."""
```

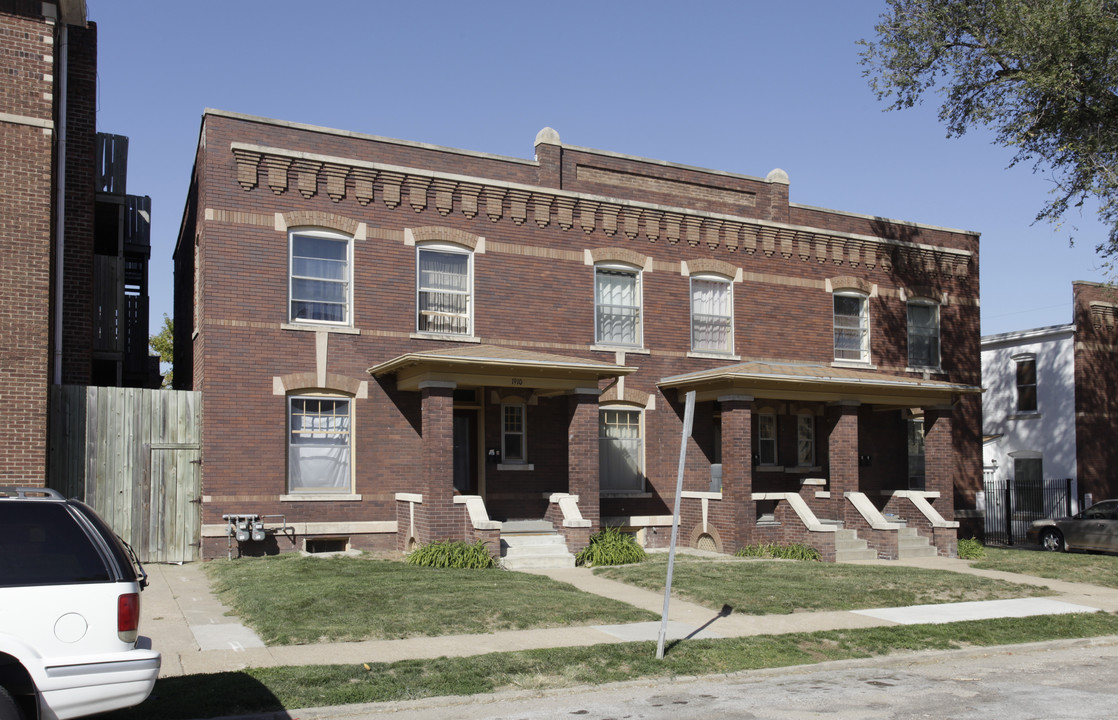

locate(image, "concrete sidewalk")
[[139, 552, 1118, 678]]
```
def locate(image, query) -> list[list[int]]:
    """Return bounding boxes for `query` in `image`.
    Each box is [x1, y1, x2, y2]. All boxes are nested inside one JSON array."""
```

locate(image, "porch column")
[[567, 388, 601, 532], [716, 394, 753, 550], [923, 405, 955, 521], [827, 400, 860, 523], [418, 380, 458, 543]]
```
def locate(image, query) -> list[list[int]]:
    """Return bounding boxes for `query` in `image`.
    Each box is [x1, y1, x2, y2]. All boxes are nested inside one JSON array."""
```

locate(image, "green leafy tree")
[[149, 313, 173, 388], [859, 0, 1118, 266]]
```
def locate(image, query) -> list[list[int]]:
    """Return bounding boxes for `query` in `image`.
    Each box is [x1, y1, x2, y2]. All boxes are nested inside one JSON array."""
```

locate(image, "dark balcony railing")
[[124, 195, 151, 249], [96, 133, 129, 195]]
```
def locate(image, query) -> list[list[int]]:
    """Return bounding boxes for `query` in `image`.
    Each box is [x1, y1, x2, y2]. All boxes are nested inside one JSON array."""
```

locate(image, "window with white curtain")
[[595, 266, 641, 346], [833, 292, 869, 362], [288, 396, 352, 493], [758, 413, 778, 465], [691, 276, 733, 353], [289, 230, 351, 324], [599, 407, 643, 492], [417, 245, 472, 335], [907, 300, 940, 368]]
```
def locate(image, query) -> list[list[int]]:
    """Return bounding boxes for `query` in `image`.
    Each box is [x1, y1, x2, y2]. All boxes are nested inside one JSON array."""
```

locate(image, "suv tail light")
[[118, 593, 140, 643]]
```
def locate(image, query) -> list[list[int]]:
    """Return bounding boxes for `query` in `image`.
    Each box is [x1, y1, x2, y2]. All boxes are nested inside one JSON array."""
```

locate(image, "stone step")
[[500, 527, 576, 570], [835, 547, 879, 562]]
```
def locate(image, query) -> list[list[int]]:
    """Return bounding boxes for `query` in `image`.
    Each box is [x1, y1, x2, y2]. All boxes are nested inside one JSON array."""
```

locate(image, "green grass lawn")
[[103, 612, 1118, 720], [971, 546, 1118, 588], [592, 554, 1049, 614], [204, 554, 657, 644]]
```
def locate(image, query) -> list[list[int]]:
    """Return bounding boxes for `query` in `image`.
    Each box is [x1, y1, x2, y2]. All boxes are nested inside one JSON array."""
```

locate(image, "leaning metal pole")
[[656, 390, 695, 659]]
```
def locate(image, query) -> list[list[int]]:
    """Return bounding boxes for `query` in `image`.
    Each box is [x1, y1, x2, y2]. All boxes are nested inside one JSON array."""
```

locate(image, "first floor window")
[[417, 246, 472, 335], [1015, 356, 1037, 412], [907, 301, 940, 368], [502, 403, 526, 463], [691, 276, 733, 353], [600, 407, 643, 491], [290, 230, 351, 324], [595, 267, 641, 346], [289, 396, 351, 493], [834, 293, 869, 362], [758, 413, 778, 466], [797, 414, 815, 467]]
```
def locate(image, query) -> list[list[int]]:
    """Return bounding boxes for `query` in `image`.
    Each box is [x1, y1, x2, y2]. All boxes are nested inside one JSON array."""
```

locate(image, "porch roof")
[[368, 344, 637, 392], [658, 360, 983, 406]]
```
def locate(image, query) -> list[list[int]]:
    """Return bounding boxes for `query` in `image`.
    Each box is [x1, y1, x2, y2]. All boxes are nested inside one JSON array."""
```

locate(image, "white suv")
[[0, 488, 160, 720]]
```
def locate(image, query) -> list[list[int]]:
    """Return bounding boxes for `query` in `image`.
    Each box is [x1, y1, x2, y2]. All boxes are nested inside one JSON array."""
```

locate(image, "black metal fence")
[[982, 477, 1077, 545]]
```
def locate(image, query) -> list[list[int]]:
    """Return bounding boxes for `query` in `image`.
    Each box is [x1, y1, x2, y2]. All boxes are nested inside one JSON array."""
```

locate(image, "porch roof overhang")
[[658, 360, 983, 407], [368, 344, 637, 393]]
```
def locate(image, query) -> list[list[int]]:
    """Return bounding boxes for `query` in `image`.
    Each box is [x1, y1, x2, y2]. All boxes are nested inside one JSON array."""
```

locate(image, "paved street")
[[301, 637, 1118, 720]]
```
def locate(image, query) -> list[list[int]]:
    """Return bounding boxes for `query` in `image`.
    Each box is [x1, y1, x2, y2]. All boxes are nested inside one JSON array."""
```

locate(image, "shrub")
[[735, 542, 821, 561], [576, 527, 648, 567], [957, 537, 987, 560], [406, 539, 497, 569]]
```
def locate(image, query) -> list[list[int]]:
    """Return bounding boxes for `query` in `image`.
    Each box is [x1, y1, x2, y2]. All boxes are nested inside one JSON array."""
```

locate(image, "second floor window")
[[691, 276, 733, 353], [1016, 356, 1037, 412], [290, 230, 351, 324], [907, 301, 940, 368], [595, 266, 642, 346], [833, 293, 869, 363], [417, 246, 472, 335]]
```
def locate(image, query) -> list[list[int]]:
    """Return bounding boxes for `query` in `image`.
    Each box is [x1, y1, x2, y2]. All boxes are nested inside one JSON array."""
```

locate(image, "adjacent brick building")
[[176, 110, 983, 562], [0, 0, 158, 487]]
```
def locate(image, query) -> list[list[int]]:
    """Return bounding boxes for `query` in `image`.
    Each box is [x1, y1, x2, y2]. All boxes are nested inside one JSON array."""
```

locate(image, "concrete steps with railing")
[[499, 520, 576, 570]]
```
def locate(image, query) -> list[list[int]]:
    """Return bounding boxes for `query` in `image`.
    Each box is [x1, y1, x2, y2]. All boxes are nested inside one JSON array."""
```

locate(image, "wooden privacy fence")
[[49, 386, 202, 563]]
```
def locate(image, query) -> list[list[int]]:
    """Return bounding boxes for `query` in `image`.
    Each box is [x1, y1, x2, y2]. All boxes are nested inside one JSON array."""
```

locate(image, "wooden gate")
[[49, 386, 202, 563]]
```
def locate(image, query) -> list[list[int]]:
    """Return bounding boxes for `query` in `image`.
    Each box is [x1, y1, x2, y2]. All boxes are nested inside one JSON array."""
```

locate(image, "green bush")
[[406, 539, 497, 569], [734, 542, 822, 561], [576, 526, 648, 567], [957, 537, 987, 560]]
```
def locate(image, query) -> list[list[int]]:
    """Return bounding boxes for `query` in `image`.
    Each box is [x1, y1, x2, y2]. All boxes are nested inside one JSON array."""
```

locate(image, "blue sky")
[[89, 0, 1110, 338]]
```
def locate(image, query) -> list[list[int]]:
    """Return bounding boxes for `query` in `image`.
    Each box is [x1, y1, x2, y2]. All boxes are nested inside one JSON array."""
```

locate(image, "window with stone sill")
[[288, 395, 352, 494], [595, 265, 642, 347], [691, 275, 733, 354], [757, 413, 778, 466], [1015, 356, 1038, 413], [599, 406, 643, 492], [289, 229, 352, 326], [833, 292, 869, 363], [416, 244, 473, 336], [502, 402, 526, 464], [907, 300, 940, 369]]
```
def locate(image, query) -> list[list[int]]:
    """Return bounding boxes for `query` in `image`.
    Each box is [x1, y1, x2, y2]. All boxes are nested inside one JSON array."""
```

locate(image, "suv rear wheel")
[[0, 685, 24, 720]]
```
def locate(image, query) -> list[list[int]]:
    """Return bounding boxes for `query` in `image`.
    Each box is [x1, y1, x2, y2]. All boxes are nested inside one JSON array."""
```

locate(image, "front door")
[[453, 409, 478, 494]]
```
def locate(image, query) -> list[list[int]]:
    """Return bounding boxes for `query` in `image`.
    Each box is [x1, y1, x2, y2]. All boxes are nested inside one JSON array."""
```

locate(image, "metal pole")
[[657, 390, 695, 659]]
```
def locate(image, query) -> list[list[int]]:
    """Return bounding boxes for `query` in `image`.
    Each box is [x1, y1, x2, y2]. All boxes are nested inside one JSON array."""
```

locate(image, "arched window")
[[288, 394, 353, 494], [289, 228, 352, 325], [690, 273, 733, 354], [599, 405, 644, 492], [833, 291, 869, 363], [416, 242, 473, 336], [595, 263, 642, 347]]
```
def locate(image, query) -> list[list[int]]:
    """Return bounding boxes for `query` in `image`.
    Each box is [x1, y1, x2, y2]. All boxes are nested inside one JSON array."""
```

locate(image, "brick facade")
[[176, 110, 982, 560], [1073, 282, 1118, 501]]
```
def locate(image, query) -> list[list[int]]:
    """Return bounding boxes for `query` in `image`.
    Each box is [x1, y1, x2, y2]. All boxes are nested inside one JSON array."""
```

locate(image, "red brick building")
[[1072, 281, 1118, 502], [0, 0, 158, 487], [176, 110, 982, 562]]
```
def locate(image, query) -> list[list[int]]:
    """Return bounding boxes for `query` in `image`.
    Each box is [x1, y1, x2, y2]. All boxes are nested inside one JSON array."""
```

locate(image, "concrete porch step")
[[897, 527, 938, 558], [500, 525, 576, 570], [833, 528, 878, 562]]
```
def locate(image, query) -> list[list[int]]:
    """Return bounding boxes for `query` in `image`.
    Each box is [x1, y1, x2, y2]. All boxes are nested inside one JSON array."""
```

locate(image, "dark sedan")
[[1027, 499, 1118, 553]]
